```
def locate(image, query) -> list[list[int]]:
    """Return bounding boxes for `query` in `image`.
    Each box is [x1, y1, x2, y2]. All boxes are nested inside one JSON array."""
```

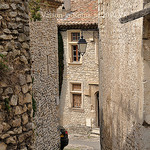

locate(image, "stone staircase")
[[90, 128, 100, 137]]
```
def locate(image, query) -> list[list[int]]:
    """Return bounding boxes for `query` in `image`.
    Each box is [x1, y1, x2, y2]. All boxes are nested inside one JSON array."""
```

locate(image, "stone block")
[[23, 105, 27, 113], [22, 84, 29, 94], [0, 124, 3, 134], [8, 23, 18, 29], [22, 113, 28, 125], [15, 106, 23, 115], [20, 56, 28, 65], [7, 131, 15, 135], [15, 42, 22, 49], [0, 142, 7, 150], [18, 33, 27, 42], [3, 29, 11, 34], [22, 43, 29, 50], [27, 104, 32, 111], [9, 12, 17, 17], [12, 118, 21, 127], [5, 42, 13, 51], [1, 134, 10, 139], [2, 122, 11, 132], [18, 130, 32, 143], [0, 112, 5, 122], [15, 85, 21, 94], [21, 147, 27, 150], [0, 16, 3, 20], [10, 3, 16, 10], [4, 87, 13, 95], [0, 82, 7, 87], [26, 123, 35, 131], [19, 74, 26, 86], [0, 4, 10, 10], [0, 34, 13, 40], [0, 88, 3, 94], [6, 136, 17, 144], [10, 95, 18, 106], [13, 127, 22, 134], [27, 75, 32, 83], [18, 93, 24, 105], [24, 93, 32, 103], [0, 45, 4, 52]]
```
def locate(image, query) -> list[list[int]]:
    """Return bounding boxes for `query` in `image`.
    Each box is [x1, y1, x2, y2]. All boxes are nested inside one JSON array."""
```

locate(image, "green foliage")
[[0, 54, 8, 76], [32, 94, 37, 117], [4, 98, 11, 112], [58, 31, 64, 97], [29, 0, 42, 21]]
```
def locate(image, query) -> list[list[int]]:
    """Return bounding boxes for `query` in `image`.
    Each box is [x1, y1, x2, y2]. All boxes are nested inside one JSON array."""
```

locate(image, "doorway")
[[96, 92, 100, 127]]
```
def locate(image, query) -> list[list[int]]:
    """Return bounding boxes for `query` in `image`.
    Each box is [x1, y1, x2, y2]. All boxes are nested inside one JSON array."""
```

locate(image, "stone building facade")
[[58, 0, 99, 133], [0, 1, 33, 150], [30, 0, 63, 149], [98, 0, 150, 149]]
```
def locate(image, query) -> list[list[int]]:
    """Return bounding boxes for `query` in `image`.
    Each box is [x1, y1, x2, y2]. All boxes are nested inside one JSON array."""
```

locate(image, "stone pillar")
[[30, 0, 62, 149], [0, 1, 33, 150]]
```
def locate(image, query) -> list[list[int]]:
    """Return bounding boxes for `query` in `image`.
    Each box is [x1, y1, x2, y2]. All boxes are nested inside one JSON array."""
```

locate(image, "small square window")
[[71, 33, 80, 41], [72, 84, 81, 91]]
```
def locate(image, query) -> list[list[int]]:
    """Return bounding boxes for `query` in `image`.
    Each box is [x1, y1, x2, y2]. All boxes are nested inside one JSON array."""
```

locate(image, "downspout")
[[98, 0, 103, 149]]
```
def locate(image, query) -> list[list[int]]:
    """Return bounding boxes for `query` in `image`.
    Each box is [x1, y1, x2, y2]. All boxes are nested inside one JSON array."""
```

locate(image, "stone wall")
[[0, 1, 33, 150], [59, 30, 99, 133], [98, 0, 145, 149], [142, 9, 150, 149], [30, 1, 61, 149]]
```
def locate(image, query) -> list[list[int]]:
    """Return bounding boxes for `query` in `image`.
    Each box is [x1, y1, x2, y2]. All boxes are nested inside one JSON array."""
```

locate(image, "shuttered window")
[[71, 83, 82, 108]]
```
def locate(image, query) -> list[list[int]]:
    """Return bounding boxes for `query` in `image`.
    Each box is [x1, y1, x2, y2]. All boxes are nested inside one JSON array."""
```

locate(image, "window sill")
[[71, 108, 84, 112], [68, 62, 82, 65]]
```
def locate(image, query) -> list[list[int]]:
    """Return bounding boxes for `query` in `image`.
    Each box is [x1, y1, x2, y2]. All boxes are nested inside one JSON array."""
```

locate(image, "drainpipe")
[[98, 0, 103, 150]]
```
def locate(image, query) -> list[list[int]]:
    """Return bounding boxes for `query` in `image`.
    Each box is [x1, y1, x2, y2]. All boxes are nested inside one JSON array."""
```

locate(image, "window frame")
[[67, 30, 82, 65], [69, 81, 84, 110]]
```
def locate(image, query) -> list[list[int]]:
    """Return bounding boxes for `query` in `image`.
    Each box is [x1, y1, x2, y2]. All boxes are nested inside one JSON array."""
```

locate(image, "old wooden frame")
[[119, 7, 150, 24]]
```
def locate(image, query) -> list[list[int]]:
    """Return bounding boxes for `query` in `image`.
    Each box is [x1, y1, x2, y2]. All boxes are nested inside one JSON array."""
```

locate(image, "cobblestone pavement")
[[64, 134, 100, 150]]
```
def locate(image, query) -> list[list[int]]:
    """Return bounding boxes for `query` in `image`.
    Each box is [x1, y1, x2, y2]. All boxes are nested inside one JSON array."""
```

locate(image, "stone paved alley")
[[64, 134, 100, 150]]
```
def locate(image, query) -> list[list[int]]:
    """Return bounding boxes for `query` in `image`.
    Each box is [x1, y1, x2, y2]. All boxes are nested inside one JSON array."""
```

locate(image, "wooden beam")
[[119, 7, 150, 24]]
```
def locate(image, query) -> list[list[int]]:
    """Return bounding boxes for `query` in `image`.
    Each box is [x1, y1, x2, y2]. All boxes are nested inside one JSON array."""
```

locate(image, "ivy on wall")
[[29, 0, 42, 21], [58, 31, 64, 97]]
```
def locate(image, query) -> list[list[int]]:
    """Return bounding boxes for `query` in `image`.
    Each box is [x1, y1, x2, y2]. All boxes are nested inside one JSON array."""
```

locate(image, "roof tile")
[[57, 0, 98, 26]]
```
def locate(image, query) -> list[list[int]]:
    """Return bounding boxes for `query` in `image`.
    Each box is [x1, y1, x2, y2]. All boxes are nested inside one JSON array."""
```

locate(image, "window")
[[70, 83, 82, 108], [71, 33, 80, 41], [72, 45, 80, 62], [68, 30, 82, 64]]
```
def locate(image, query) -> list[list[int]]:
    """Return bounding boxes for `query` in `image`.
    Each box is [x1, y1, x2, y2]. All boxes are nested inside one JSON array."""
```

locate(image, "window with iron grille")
[[71, 33, 80, 42]]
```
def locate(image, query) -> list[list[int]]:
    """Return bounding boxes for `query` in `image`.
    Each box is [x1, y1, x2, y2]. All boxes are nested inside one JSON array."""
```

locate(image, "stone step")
[[91, 128, 100, 135]]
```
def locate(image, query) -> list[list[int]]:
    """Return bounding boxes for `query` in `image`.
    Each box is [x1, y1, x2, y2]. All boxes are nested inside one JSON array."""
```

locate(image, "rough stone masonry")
[[0, 0, 33, 150], [98, 0, 150, 149], [30, 0, 63, 149]]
